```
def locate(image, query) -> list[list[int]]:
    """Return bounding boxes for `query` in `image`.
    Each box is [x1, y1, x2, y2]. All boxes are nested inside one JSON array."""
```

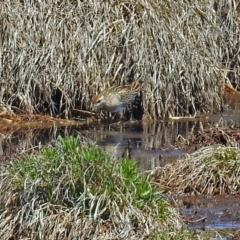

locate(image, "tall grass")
[[1, 0, 239, 119], [0, 136, 191, 239]]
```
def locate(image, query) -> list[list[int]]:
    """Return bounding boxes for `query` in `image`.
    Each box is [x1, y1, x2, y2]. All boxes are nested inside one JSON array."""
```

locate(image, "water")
[[1, 111, 240, 232], [1, 111, 240, 168], [0, 119, 195, 165], [178, 195, 240, 230]]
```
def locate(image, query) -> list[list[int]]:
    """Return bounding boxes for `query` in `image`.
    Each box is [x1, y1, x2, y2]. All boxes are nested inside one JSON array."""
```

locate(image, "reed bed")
[[0, 136, 192, 239], [1, 0, 240, 119], [153, 145, 240, 195]]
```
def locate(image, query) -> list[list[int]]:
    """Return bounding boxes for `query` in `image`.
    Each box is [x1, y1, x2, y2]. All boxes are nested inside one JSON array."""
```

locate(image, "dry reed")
[[1, 0, 240, 119], [153, 145, 240, 195]]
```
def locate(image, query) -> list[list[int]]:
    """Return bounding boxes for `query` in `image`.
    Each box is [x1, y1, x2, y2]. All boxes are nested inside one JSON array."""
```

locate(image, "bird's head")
[[92, 94, 105, 109]]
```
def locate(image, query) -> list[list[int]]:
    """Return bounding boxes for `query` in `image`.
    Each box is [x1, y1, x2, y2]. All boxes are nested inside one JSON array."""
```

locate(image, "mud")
[[176, 195, 240, 230]]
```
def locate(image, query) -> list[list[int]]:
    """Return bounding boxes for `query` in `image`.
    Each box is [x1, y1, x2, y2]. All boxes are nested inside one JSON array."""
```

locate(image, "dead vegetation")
[[153, 145, 240, 195], [154, 117, 240, 196], [0, 102, 83, 130], [1, 0, 240, 119], [175, 119, 240, 151]]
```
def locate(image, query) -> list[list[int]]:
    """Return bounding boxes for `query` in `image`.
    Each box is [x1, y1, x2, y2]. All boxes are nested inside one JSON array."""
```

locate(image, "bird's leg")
[[129, 103, 134, 121], [120, 110, 124, 120], [109, 112, 113, 120], [109, 112, 117, 120], [120, 108, 129, 121]]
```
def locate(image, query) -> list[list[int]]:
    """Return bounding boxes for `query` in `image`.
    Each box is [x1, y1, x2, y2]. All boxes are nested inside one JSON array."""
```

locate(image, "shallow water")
[[1, 111, 239, 164], [178, 195, 240, 230], [1, 110, 240, 232]]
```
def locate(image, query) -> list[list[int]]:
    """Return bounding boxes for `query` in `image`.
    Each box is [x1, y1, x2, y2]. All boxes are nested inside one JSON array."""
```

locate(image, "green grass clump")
[[0, 136, 190, 239], [154, 145, 240, 195]]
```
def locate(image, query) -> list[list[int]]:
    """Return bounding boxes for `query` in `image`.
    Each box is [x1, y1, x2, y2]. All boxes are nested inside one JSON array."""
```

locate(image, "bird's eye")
[[96, 100, 101, 104]]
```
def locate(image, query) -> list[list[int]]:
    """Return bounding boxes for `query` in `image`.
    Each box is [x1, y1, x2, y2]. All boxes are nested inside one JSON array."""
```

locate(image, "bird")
[[92, 81, 141, 115]]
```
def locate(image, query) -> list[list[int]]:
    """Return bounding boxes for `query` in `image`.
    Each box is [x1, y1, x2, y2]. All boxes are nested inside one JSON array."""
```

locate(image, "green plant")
[[0, 136, 188, 239]]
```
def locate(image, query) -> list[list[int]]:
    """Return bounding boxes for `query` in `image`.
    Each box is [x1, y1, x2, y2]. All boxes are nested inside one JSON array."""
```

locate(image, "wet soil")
[[177, 195, 240, 230]]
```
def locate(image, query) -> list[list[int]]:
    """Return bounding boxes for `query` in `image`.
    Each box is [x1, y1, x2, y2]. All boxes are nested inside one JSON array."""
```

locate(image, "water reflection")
[[77, 121, 195, 171], [0, 112, 240, 232], [1, 111, 240, 171]]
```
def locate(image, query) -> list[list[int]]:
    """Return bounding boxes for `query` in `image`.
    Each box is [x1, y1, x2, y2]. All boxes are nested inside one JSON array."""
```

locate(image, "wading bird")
[[92, 81, 141, 117]]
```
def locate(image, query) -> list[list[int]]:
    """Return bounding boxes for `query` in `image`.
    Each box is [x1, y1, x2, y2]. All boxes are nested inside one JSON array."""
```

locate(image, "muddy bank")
[[176, 195, 240, 230]]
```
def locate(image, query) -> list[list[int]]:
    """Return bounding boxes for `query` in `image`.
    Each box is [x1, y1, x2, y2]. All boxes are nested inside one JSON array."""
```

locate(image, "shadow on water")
[[1, 110, 240, 232]]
